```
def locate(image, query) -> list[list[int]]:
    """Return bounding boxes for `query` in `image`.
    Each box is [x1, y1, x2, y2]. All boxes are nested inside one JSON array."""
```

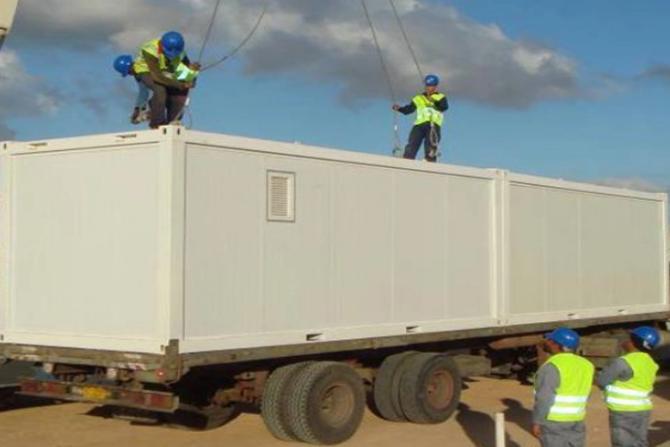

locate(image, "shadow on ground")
[[653, 376, 670, 403], [456, 399, 533, 447], [649, 420, 670, 447], [0, 391, 58, 413], [86, 403, 246, 432], [501, 398, 534, 434]]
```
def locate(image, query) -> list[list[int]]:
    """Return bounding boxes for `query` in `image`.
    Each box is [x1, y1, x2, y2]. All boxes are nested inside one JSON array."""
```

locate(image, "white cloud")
[[11, 0, 586, 109], [0, 51, 60, 139], [205, 0, 585, 107]]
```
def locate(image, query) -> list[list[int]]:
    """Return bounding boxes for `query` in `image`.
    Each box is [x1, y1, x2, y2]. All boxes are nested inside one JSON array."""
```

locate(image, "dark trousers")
[[540, 421, 586, 447], [610, 411, 651, 447], [403, 123, 442, 162], [138, 74, 189, 129]]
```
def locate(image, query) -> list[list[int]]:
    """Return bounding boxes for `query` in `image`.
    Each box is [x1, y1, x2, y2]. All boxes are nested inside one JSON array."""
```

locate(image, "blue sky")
[[2, 0, 669, 192]]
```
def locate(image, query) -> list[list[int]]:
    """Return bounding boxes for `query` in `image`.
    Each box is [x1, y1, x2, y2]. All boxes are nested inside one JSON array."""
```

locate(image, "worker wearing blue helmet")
[[532, 327, 594, 447], [132, 31, 200, 128], [393, 74, 448, 162], [113, 55, 151, 125], [597, 326, 661, 447]]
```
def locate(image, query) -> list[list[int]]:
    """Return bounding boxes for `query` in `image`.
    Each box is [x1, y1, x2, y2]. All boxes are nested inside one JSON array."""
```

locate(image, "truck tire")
[[398, 353, 461, 424], [262, 361, 313, 441], [372, 351, 420, 422], [286, 362, 365, 445]]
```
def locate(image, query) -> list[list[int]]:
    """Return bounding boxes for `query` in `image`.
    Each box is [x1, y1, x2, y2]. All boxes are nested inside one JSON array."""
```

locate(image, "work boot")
[[130, 107, 142, 125]]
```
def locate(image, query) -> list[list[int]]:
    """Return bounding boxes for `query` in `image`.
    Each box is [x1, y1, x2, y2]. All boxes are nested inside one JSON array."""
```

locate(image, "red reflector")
[[147, 393, 173, 410], [21, 380, 40, 393], [44, 382, 68, 394]]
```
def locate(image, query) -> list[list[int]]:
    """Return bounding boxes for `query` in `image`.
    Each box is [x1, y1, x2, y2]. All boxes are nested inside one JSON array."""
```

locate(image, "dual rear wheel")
[[262, 361, 365, 445], [261, 353, 461, 444], [373, 352, 461, 424]]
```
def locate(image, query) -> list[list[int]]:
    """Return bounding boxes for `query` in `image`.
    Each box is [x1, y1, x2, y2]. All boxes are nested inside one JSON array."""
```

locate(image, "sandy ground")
[[1, 376, 670, 447]]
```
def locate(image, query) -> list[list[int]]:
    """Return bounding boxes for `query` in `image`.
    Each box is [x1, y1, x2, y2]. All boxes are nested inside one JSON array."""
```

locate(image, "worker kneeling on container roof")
[[533, 327, 594, 447], [392, 74, 448, 162], [597, 326, 660, 447], [132, 31, 200, 129], [113, 54, 152, 125]]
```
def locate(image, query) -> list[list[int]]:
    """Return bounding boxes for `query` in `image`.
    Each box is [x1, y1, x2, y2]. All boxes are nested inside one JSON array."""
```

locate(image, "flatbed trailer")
[[1, 126, 667, 443]]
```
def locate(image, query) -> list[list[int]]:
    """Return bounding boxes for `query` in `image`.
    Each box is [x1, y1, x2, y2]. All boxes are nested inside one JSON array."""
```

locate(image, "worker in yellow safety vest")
[[532, 327, 595, 447], [133, 31, 200, 129], [597, 326, 660, 447], [392, 74, 448, 162]]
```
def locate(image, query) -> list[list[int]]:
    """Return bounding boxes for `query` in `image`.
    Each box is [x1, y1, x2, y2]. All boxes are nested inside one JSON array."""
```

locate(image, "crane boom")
[[0, 0, 19, 52]]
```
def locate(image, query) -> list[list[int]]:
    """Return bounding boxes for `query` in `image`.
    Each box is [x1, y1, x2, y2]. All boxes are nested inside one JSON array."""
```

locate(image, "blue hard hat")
[[113, 55, 134, 77], [545, 327, 580, 350], [161, 31, 185, 59], [424, 74, 440, 86], [631, 326, 661, 350]]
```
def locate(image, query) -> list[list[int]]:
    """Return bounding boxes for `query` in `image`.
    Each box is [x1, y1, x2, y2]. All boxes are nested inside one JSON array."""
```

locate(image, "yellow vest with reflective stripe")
[[133, 39, 185, 75], [540, 353, 594, 422], [412, 93, 446, 126], [605, 352, 658, 412]]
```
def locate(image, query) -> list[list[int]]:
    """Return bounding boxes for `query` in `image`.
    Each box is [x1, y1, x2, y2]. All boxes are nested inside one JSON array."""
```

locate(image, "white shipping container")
[[0, 127, 667, 356]]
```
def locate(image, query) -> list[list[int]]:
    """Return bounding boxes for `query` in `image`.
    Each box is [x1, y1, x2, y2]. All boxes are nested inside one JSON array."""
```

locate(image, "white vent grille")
[[267, 171, 295, 222]]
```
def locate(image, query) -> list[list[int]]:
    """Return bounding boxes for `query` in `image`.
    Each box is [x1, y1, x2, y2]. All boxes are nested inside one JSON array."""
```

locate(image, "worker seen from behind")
[[533, 327, 595, 447], [113, 54, 151, 125], [133, 31, 201, 129], [597, 326, 660, 447], [392, 74, 448, 162]]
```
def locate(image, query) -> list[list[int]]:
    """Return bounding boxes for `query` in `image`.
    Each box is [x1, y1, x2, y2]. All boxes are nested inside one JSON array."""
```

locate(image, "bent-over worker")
[[133, 31, 200, 128]]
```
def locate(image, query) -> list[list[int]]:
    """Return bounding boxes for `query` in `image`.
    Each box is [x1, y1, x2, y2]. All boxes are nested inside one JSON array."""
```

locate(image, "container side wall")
[[332, 165, 394, 326], [181, 141, 497, 353], [5, 145, 167, 352], [508, 178, 666, 324], [183, 147, 265, 337]]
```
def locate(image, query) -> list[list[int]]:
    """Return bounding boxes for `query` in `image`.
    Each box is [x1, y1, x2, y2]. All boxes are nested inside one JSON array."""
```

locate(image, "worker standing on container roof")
[[392, 74, 448, 162], [597, 326, 660, 447], [113, 55, 151, 125], [132, 31, 201, 129], [532, 327, 594, 447]]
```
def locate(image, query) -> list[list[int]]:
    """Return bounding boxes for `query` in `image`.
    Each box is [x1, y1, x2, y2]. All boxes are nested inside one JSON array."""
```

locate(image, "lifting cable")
[[388, 0, 424, 83], [197, 0, 224, 63], [180, 0, 269, 128], [200, 0, 269, 72], [360, 0, 403, 154]]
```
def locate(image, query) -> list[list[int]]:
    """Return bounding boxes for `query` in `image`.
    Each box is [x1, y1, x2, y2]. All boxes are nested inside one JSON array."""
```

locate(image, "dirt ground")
[[1, 375, 670, 447]]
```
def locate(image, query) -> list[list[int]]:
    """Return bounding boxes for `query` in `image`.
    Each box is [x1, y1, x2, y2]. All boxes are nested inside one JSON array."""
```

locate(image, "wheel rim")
[[319, 381, 355, 428], [425, 369, 454, 411]]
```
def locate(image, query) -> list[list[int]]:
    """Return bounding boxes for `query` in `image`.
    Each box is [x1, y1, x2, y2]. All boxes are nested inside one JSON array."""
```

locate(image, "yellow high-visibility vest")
[[537, 353, 594, 422], [133, 39, 185, 75], [605, 352, 658, 412], [412, 93, 446, 126]]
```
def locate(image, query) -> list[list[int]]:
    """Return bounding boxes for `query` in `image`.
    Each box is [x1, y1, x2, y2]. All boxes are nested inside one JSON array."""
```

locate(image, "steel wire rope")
[[360, 0, 403, 154], [388, 0, 424, 82], [197, 0, 225, 63], [177, 0, 267, 129], [201, 0, 269, 72]]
